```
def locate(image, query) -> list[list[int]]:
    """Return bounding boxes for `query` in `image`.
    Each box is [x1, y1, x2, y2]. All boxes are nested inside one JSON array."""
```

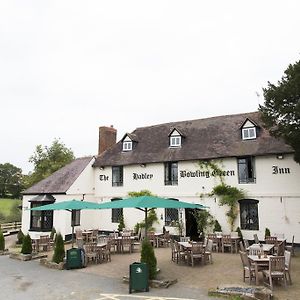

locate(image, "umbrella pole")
[[145, 208, 148, 239], [72, 224, 74, 248]]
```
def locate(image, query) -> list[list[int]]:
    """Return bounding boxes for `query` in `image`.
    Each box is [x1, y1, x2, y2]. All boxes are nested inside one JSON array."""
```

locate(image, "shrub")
[[140, 238, 157, 280], [118, 214, 125, 232], [265, 228, 271, 238], [17, 229, 24, 244], [52, 233, 65, 264], [236, 227, 243, 240], [21, 234, 32, 254], [213, 220, 222, 232], [0, 229, 5, 251], [50, 227, 56, 241]]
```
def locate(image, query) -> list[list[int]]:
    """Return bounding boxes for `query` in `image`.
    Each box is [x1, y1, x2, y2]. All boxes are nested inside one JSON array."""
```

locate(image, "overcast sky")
[[1, 1, 300, 174]]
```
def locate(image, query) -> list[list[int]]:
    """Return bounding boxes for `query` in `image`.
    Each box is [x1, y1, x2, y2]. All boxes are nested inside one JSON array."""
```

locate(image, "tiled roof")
[[23, 156, 94, 195], [93, 111, 293, 167]]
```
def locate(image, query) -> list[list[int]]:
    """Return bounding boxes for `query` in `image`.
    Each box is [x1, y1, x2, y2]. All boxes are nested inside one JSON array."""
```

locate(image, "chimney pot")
[[98, 126, 117, 155]]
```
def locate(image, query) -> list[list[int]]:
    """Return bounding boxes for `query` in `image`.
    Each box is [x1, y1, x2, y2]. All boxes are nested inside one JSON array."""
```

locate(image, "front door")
[[185, 208, 199, 240]]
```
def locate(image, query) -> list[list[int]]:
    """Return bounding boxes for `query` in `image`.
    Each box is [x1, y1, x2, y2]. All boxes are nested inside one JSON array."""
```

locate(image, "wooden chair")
[[121, 235, 132, 253], [276, 241, 285, 256], [147, 231, 156, 247], [285, 235, 295, 256], [239, 251, 256, 283], [174, 241, 187, 264], [265, 236, 277, 245], [75, 229, 84, 246], [84, 243, 98, 264], [263, 256, 287, 290], [189, 242, 204, 267], [248, 246, 264, 256], [170, 240, 177, 262], [222, 235, 233, 253], [208, 233, 219, 252], [158, 231, 170, 247], [90, 229, 98, 243], [253, 234, 259, 244], [38, 235, 50, 252], [101, 240, 111, 262], [284, 250, 292, 285], [180, 236, 190, 242], [204, 239, 213, 264]]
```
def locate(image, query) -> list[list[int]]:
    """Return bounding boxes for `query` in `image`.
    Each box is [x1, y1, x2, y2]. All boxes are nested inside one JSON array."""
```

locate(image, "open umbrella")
[[31, 199, 100, 247], [95, 195, 207, 237]]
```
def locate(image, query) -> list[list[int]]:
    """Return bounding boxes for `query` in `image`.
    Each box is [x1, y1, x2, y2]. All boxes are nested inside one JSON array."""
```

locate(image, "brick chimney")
[[98, 126, 117, 155]]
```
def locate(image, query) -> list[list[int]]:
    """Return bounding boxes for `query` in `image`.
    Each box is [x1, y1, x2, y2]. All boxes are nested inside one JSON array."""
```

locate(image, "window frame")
[[111, 198, 123, 223], [242, 127, 256, 140], [164, 208, 179, 226], [170, 135, 181, 147], [30, 202, 54, 232], [237, 156, 256, 184], [239, 199, 259, 230], [122, 141, 132, 151], [112, 166, 123, 187], [164, 161, 178, 186]]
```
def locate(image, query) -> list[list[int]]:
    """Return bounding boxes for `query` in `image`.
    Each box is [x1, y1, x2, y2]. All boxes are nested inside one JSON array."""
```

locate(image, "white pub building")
[[21, 111, 300, 244]]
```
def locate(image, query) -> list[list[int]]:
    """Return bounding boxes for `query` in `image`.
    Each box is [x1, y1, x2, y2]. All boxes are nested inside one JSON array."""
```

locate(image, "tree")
[[259, 59, 300, 163], [25, 139, 75, 187], [52, 233, 65, 264], [0, 163, 23, 198], [140, 238, 157, 280]]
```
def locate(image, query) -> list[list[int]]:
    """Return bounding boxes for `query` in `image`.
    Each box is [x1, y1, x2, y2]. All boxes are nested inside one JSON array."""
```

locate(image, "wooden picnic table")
[[248, 254, 273, 285]]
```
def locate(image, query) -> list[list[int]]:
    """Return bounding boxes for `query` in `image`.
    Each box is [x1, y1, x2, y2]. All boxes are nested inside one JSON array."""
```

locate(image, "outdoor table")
[[247, 243, 274, 254], [216, 235, 240, 253], [82, 230, 93, 242], [113, 236, 135, 253], [248, 254, 273, 285], [154, 233, 164, 247]]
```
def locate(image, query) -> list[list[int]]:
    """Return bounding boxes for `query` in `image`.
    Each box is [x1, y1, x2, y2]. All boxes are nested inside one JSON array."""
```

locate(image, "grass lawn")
[[0, 198, 22, 218]]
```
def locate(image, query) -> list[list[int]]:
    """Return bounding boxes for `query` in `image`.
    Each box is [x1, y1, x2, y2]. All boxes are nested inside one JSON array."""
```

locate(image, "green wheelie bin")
[[129, 262, 149, 293]]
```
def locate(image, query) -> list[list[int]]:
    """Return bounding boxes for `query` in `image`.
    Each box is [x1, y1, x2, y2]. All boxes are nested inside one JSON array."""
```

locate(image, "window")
[[164, 162, 178, 185], [71, 210, 81, 226], [165, 208, 179, 226], [122, 141, 132, 151], [30, 202, 53, 231], [111, 198, 123, 223], [112, 166, 123, 186], [242, 127, 256, 140], [237, 157, 255, 183], [239, 199, 259, 230], [170, 136, 181, 147]]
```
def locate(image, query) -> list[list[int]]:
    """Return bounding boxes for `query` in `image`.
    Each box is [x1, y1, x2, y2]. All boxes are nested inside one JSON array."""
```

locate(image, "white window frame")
[[170, 136, 181, 147], [122, 141, 132, 151], [242, 127, 256, 140]]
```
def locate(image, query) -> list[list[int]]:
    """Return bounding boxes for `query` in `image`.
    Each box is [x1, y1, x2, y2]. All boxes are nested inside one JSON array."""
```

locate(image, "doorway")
[[185, 208, 199, 240]]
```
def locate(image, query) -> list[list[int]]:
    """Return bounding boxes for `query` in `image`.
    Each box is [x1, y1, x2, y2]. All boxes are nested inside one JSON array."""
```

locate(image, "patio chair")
[[75, 229, 84, 246], [147, 231, 156, 247], [158, 231, 170, 247], [248, 246, 264, 256], [38, 235, 50, 252], [84, 243, 98, 264], [262, 256, 287, 290], [222, 234, 233, 253], [207, 233, 219, 252], [101, 240, 111, 262], [253, 234, 259, 244], [276, 241, 285, 256], [239, 251, 256, 283], [121, 235, 133, 253], [170, 240, 177, 262], [204, 239, 213, 264], [285, 235, 295, 256], [189, 242, 204, 267], [180, 236, 190, 242], [90, 229, 98, 243], [174, 241, 188, 264], [265, 236, 277, 245], [284, 250, 292, 285]]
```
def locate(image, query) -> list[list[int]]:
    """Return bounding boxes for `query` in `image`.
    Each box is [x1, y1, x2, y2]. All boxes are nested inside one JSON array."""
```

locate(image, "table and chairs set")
[[240, 233, 293, 290]]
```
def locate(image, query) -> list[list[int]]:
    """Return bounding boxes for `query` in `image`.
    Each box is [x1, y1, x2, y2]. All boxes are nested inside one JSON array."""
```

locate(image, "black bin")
[[66, 248, 85, 269], [129, 262, 149, 293]]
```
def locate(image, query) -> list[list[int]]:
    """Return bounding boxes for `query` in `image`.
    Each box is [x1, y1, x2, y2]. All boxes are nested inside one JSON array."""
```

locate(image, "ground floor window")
[[111, 198, 123, 223], [165, 208, 179, 226], [30, 202, 53, 231], [239, 199, 259, 230]]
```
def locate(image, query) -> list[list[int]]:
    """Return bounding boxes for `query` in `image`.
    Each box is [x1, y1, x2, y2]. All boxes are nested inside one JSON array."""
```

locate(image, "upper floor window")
[[241, 119, 257, 140], [239, 199, 259, 230], [122, 136, 133, 151], [169, 129, 183, 148], [164, 162, 178, 185], [237, 157, 255, 184], [112, 166, 123, 186]]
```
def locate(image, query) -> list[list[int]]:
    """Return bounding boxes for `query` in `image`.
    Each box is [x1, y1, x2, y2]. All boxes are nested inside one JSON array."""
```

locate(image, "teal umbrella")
[[31, 199, 100, 247], [95, 195, 207, 236]]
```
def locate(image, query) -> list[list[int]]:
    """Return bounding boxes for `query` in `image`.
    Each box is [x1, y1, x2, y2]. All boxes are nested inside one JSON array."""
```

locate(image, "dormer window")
[[122, 136, 132, 151], [241, 119, 257, 140], [169, 129, 183, 148]]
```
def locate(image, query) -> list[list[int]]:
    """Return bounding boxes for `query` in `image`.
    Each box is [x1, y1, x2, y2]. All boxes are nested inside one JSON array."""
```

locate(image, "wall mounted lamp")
[[99, 166, 105, 170], [140, 163, 146, 168], [276, 154, 284, 160]]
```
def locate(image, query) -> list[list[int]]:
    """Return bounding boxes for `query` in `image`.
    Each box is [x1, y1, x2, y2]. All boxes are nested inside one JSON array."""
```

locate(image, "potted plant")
[[20, 234, 32, 260], [140, 238, 157, 280], [52, 233, 65, 264]]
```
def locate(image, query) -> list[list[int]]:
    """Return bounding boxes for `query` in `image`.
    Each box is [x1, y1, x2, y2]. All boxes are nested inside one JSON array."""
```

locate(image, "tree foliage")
[[21, 234, 32, 254], [259, 59, 300, 163], [0, 163, 23, 198], [140, 239, 157, 280], [25, 139, 75, 188], [52, 233, 65, 264], [0, 229, 5, 251]]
